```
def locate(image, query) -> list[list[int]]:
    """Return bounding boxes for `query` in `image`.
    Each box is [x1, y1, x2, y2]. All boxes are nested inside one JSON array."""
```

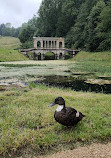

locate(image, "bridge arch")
[[59, 52, 63, 59], [37, 41, 41, 48], [65, 52, 70, 59], [36, 52, 42, 60], [44, 51, 55, 60], [59, 42, 63, 48]]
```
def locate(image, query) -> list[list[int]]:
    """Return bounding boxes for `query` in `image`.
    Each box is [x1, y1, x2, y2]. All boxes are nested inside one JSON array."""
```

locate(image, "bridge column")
[[36, 56, 38, 60], [73, 51, 76, 57], [57, 41, 59, 48], [41, 41, 43, 48], [34, 40, 37, 48], [47, 41, 49, 48], [55, 41, 57, 48], [62, 53, 65, 60], [33, 52, 37, 60], [62, 41, 65, 48], [57, 54, 59, 60], [55, 54, 58, 60], [41, 54, 45, 60], [51, 41, 52, 48], [44, 41, 46, 48]]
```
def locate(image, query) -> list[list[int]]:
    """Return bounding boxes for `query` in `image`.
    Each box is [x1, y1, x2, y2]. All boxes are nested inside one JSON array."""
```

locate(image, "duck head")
[[48, 97, 65, 112], [48, 97, 65, 107]]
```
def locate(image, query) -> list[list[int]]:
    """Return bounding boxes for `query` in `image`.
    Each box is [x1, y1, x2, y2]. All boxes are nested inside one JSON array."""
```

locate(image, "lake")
[[0, 60, 111, 94]]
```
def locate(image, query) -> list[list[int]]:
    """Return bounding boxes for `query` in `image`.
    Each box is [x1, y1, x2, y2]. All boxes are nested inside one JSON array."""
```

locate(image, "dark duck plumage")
[[48, 97, 85, 129]]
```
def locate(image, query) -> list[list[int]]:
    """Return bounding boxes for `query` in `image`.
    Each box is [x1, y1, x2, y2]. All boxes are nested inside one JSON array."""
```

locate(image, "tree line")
[[1, 0, 111, 51], [0, 23, 20, 37]]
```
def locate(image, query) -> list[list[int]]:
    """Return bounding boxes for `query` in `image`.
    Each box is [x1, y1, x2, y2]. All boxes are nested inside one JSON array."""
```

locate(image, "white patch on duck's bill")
[[76, 111, 80, 117], [56, 105, 64, 112]]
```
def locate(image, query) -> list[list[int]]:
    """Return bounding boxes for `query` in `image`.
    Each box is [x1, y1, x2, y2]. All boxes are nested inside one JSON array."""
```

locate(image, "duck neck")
[[56, 104, 65, 112]]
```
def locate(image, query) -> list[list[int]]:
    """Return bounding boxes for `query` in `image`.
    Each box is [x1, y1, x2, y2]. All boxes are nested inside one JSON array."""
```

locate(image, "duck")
[[48, 97, 85, 130]]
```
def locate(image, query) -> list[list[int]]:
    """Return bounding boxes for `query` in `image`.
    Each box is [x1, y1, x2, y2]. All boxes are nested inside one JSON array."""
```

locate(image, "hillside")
[[71, 51, 111, 77], [0, 36, 28, 61], [0, 48, 28, 62], [0, 36, 21, 49]]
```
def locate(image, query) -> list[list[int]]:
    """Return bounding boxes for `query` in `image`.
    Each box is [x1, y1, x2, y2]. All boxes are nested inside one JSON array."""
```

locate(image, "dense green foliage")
[[0, 23, 20, 37], [19, 0, 111, 51]]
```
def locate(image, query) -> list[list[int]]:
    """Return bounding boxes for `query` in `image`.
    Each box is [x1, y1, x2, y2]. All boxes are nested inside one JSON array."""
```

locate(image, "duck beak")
[[48, 102, 56, 107]]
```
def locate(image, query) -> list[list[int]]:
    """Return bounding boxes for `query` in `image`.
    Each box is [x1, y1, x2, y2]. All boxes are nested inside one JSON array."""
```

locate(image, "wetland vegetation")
[[0, 51, 111, 93]]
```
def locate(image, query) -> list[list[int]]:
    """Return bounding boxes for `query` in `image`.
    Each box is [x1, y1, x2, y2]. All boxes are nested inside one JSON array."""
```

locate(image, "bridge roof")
[[33, 37, 64, 40]]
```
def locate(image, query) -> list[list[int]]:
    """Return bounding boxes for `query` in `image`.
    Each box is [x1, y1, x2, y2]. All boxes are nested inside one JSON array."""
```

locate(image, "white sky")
[[0, 0, 42, 28]]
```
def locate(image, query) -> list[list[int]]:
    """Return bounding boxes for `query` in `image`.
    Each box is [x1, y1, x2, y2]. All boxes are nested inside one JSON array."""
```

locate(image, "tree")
[[65, 0, 99, 49], [19, 16, 37, 43], [97, 1, 111, 51], [5, 23, 11, 28], [0, 23, 20, 37], [18, 0, 111, 51], [86, 0, 105, 51], [56, 0, 84, 37], [37, 0, 64, 37], [0, 24, 5, 35]]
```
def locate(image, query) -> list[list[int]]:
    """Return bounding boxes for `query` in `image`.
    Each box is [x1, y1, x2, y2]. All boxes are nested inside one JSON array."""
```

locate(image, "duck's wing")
[[65, 107, 80, 124], [66, 107, 77, 116]]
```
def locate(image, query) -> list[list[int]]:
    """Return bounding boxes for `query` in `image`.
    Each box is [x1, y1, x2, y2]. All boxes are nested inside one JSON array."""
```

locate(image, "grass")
[[0, 36, 28, 62], [0, 48, 28, 62], [0, 36, 21, 49], [0, 64, 46, 68], [71, 51, 111, 76], [0, 84, 111, 157], [73, 51, 111, 62]]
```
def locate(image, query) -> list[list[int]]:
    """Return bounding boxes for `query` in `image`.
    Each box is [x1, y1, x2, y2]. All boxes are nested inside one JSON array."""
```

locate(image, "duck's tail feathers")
[[82, 114, 85, 117]]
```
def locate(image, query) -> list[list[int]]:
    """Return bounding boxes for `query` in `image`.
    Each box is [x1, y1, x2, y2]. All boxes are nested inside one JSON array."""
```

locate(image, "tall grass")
[[0, 85, 111, 156]]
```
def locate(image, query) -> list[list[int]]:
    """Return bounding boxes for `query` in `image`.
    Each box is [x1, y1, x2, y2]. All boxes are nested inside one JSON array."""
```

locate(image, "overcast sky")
[[0, 0, 42, 28]]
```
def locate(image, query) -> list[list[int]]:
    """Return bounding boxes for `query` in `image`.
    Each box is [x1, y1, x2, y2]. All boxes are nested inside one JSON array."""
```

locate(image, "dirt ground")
[[37, 142, 111, 158]]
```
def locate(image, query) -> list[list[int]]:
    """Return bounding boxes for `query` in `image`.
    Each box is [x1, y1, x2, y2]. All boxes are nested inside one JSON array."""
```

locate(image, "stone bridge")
[[21, 37, 80, 60]]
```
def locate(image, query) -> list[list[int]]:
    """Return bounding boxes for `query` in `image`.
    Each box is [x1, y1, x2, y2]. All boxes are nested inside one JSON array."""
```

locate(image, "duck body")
[[54, 107, 84, 126], [48, 97, 85, 127]]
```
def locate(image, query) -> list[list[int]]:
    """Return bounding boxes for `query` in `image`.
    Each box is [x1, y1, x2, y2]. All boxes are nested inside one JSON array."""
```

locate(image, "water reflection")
[[35, 75, 111, 94]]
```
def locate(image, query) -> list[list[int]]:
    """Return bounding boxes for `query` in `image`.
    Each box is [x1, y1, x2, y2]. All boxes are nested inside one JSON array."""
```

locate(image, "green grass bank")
[[0, 36, 21, 49], [0, 36, 28, 62], [71, 51, 111, 77], [0, 48, 28, 62], [73, 51, 111, 62], [0, 84, 111, 157]]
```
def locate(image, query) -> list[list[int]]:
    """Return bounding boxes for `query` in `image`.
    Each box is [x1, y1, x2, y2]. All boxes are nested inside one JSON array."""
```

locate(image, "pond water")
[[0, 61, 111, 94], [36, 75, 111, 94]]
